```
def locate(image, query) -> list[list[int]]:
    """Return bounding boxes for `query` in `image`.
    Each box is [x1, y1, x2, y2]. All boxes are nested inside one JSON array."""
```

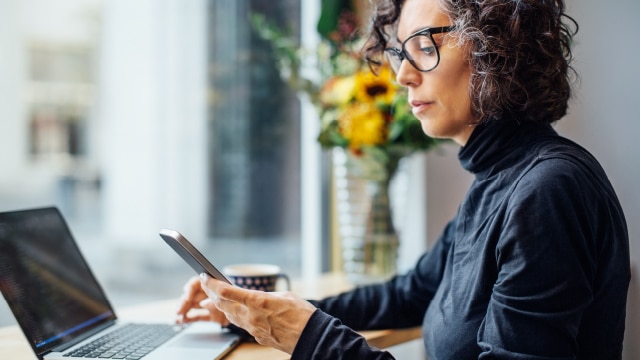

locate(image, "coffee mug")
[[223, 264, 290, 292]]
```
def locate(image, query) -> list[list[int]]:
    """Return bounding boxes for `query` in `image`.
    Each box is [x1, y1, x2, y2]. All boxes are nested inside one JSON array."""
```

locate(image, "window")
[[206, 1, 303, 274], [0, 0, 319, 317]]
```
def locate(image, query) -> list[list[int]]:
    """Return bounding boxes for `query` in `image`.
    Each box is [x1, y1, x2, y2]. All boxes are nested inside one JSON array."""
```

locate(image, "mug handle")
[[277, 273, 291, 291]]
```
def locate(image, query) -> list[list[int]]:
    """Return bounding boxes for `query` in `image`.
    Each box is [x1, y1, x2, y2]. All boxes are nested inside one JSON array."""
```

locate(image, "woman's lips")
[[410, 100, 434, 115]]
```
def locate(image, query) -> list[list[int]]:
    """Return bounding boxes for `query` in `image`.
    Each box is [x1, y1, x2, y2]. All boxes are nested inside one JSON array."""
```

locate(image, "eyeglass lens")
[[386, 34, 439, 73]]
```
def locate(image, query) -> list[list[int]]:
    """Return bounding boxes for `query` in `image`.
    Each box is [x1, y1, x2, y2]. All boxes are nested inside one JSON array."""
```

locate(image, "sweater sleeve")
[[290, 310, 396, 360], [289, 220, 456, 359], [308, 220, 456, 330]]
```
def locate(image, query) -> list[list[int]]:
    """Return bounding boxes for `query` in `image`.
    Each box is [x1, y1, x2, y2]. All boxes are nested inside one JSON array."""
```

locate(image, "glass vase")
[[333, 147, 405, 284]]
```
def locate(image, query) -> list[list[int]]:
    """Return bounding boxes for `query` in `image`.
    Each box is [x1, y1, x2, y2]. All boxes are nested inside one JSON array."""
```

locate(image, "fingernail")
[[200, 273, 207, 282]]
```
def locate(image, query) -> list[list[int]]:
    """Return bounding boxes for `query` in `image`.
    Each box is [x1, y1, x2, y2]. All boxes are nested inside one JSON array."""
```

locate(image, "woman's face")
[[395, 0, 479, 146]]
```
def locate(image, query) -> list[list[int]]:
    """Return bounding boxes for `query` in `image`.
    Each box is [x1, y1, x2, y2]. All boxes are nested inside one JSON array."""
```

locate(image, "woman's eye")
[[409, 35, 437, 57], [419, 46, 436, 56]]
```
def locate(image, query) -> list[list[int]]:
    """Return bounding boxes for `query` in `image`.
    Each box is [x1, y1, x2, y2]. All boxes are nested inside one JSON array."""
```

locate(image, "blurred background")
[[0, 0, 305, 306], [0, 0, 638, 358]]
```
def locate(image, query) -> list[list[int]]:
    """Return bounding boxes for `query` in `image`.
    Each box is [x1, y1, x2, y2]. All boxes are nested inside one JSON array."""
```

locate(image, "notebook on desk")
[[0, 206, 241, 360]]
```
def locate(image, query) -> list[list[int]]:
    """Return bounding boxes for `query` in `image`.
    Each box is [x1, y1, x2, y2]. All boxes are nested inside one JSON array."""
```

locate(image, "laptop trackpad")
[[143, 322, 240, 360], [169, 329, 238, 348]]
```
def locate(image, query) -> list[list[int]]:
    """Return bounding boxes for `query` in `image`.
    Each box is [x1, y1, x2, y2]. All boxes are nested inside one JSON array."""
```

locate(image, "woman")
[[177, 0, 630, 358]]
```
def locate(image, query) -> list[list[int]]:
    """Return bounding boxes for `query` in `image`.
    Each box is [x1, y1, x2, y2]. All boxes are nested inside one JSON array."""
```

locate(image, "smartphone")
[[160, 229, 254, 339], [159, 228, 232, 284]]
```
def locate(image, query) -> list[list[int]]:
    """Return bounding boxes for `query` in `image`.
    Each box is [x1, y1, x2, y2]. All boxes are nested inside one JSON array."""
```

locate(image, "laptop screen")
[[0, 207, 116, 356]]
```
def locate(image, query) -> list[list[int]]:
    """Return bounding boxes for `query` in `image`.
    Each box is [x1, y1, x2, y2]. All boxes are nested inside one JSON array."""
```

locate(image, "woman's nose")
[[395, 60, 421, 88]]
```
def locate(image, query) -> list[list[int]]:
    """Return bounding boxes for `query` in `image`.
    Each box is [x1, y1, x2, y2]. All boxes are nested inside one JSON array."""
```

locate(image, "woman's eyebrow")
[[396, 25, 433, 43]]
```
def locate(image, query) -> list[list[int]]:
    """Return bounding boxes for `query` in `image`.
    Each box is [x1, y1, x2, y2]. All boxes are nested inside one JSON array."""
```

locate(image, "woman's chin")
[[420, 122, 441, 139]]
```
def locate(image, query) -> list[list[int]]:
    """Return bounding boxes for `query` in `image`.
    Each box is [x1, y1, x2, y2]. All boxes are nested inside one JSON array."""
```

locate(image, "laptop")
[[0, 206, 241, 360]]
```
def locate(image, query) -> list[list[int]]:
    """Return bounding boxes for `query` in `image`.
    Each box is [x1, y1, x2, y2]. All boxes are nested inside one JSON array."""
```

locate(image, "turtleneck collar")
[[458, 118, 557, 177]]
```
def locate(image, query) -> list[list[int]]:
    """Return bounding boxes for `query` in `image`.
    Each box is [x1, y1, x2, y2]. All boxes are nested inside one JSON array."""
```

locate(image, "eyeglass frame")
[[385, 26, 455, 73]]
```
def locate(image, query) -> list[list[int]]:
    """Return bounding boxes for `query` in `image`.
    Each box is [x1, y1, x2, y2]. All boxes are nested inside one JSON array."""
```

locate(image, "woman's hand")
[[175, 276, 230, 326], [200, 273, 317, 354]]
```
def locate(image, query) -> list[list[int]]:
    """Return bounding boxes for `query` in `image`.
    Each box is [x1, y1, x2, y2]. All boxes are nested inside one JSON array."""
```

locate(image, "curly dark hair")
[[364, 0, 579, 124]]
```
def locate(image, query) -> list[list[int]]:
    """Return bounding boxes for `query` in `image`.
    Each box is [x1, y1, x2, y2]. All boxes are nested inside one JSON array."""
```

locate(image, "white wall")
[[426, 144, 472, 246]]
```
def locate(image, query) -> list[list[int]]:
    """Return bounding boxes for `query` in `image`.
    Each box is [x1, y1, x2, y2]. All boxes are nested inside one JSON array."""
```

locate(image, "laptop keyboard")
[[63, 323, 183, 359]]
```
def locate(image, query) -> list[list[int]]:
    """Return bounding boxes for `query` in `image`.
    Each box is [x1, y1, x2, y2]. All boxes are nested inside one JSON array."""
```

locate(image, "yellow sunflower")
[[338, 102, 387, 149], [353, 65, 397, 105]]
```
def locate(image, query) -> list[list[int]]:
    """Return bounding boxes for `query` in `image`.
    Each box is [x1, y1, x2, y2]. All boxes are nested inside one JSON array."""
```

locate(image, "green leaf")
[[317, 0, 353, 40]]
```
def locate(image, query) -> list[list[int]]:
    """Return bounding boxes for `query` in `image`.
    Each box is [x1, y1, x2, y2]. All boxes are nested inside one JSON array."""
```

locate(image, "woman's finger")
[[200, 274, 254, 304], [176, 277, 206, 315]]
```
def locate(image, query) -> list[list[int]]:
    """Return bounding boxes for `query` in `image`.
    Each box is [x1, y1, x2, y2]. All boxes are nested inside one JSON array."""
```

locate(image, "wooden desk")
[[0, 272, 421, 359]]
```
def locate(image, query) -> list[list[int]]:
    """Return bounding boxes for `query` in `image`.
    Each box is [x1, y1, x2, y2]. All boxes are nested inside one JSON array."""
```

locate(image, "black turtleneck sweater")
[[291, 120, 630, 359]]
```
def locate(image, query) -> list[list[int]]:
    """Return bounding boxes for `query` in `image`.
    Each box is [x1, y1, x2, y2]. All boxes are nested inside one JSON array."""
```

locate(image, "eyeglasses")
[[384, 26, 455, 73]]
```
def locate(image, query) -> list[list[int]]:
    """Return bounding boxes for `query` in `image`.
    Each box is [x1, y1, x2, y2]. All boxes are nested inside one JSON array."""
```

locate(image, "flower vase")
[[333, 147, 404, 284]]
